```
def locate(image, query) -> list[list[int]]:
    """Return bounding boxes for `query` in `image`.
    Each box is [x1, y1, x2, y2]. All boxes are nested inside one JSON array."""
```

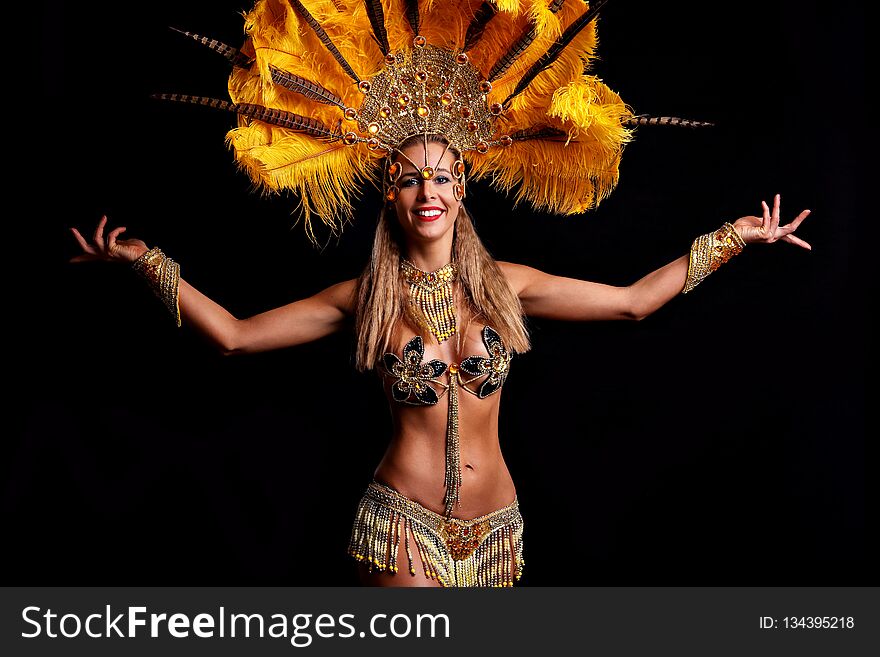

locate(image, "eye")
[[434, 175, 451, 184], [400, 177, 419, 187]]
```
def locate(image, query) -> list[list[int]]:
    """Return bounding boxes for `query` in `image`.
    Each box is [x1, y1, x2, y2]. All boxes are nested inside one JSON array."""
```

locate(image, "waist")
[[374, 435, 515, 518]]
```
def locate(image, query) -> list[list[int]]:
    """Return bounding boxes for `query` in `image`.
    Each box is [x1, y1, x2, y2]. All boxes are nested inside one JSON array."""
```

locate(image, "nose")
[[417, 179, 437, 200]]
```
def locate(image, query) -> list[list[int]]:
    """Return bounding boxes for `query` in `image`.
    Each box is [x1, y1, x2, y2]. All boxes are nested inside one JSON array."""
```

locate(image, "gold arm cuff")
[[132, 247, 181, 327], [682, 222, 746, 294]]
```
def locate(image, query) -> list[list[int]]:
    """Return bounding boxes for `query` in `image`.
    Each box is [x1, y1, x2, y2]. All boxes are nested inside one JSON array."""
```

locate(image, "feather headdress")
[[158, 1, 711, 242]]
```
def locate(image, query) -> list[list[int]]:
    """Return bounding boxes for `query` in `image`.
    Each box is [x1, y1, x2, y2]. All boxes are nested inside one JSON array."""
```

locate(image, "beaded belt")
[[349, 480, 525, 586], [365, 480, 519, 560]]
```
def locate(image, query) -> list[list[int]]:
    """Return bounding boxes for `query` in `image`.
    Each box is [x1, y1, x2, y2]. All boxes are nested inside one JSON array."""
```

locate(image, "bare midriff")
[[372, 318, 517, 520]]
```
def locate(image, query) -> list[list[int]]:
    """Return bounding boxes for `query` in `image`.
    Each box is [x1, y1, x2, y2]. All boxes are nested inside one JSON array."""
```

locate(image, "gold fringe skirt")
[[348, 480, 524, 587]]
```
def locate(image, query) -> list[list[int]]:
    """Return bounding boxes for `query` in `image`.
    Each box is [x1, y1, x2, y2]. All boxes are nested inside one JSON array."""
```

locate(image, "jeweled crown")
[[348, 42, 504, 158]]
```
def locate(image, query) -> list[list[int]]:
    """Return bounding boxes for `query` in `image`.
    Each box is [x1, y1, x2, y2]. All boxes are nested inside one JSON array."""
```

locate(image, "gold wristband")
[[132, 247, 181, 327], [682, 222, 746, 294]]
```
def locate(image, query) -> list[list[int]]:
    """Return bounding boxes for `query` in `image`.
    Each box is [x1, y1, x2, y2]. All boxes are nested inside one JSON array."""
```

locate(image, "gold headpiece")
[[156, 0, 711, 242], [354, 45, 498, 155]]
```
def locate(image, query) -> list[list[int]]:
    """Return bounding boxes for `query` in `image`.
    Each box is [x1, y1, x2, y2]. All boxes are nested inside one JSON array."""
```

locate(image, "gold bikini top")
[[380, 326, 512, 518]]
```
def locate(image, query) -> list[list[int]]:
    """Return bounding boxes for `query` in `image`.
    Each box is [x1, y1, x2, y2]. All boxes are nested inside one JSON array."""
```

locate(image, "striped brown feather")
[[168, 27, 253, 68], [510, 127, 568, 141], [270, 66, 346, 108], [151, 93, 341, 140], [624, 115, 715, 128], [287, 0, 361, 83], [364, 0, 391, 54], [504, 0, 611, 107], [488, 27, 536, 82], [488, 0, 566, 82], [405, 0, 420, 35], [463, 2, 498, 52]]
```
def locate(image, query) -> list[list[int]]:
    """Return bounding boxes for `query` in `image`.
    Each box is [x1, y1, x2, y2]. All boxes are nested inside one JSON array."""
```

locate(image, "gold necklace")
[[400, 259, 458, 343]]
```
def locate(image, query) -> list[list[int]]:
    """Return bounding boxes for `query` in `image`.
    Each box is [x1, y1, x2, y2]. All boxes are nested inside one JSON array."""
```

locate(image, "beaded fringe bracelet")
[[132, 247, 181, 327], [682, 222, 746, 294]]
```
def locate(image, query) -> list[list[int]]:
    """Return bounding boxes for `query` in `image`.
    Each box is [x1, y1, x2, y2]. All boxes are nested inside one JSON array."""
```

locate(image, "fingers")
[[70, 227, 95, 254], [778, 209, 811, 236], [93, 215, 108, 249], [107, 226, 127, 253], [761, 200, 771, 234], [770, 194, 781, 234], [760, 195, 799, 241], [781, 233, 812, 250], [793, 207, 811, 225], [72, 216, 124, 262]]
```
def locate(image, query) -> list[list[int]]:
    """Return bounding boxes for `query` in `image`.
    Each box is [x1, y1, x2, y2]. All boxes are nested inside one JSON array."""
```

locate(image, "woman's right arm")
[[71, 216, 357, 355], [178, 276, 357, 355]]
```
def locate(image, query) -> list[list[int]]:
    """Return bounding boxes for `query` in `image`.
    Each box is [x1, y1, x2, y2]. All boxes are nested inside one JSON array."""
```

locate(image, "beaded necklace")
[[400, 259, 458, 344]]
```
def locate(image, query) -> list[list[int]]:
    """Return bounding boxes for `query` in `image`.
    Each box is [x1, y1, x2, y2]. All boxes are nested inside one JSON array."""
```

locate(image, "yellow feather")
[[549, 76, 633, 145], [416, 0, 469, 50], [495, 0, 522, 14], [467, 137, 624, 215], [227, 125, 371, 241], [527, 0, 563, 39], [221, 0, 636, 240]]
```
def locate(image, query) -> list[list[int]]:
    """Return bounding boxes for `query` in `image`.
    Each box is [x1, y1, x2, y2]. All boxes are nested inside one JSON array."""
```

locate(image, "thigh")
[[357, 525, 444, 588]]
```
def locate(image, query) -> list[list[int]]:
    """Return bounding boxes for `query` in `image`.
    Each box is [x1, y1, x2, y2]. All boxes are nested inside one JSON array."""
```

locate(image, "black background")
[[16, 0, 866, 585]]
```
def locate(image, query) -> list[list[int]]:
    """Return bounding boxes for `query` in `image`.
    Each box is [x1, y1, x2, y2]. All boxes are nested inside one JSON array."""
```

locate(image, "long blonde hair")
[[353, 194, 531, 372]]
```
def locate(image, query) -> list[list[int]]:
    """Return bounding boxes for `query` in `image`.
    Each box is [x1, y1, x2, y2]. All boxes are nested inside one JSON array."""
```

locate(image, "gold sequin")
[[132, 247, 181, 327], [682, 222, 746, 293], [400, 260, 458, 344]]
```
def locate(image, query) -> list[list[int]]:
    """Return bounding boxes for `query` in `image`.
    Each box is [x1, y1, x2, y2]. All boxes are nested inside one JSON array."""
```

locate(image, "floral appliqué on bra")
[[381, 325, 511, 404]]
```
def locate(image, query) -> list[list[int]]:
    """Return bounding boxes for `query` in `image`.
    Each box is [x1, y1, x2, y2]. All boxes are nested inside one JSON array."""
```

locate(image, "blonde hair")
[[353, 200, 531, 371]]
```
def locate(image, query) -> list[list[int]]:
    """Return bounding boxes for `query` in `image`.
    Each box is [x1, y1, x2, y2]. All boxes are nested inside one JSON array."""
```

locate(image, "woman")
[[69, 130, 810, 586]]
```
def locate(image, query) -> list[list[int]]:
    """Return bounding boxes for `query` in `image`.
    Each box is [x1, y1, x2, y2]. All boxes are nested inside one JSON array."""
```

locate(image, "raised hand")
[[70, 215, 150, 264], [733, 194, 812, 250]]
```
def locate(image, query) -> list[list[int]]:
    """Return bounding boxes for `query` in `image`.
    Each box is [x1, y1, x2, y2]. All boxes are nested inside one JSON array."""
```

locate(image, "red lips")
[[412, 206, 445, 222]]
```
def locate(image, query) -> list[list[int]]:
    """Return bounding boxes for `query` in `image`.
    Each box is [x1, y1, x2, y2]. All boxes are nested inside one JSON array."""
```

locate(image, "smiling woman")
[[64, 0, 815, 587], [349, 136, 534, 586], [392, 138, 461, 242]]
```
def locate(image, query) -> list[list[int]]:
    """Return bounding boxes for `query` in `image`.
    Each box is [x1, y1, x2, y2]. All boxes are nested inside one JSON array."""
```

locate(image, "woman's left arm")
[[500, 194, 811, 322]]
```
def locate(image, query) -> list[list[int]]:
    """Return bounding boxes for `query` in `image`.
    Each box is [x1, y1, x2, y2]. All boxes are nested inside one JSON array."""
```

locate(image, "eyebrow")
[[399, 168, 452, 179]]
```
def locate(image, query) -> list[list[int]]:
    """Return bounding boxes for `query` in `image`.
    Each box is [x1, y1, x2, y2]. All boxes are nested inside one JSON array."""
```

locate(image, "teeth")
[[415, 210, 442, 217]]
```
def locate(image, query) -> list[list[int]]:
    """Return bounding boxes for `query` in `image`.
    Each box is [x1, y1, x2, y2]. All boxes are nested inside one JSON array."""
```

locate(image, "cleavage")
[[422, 322, 484, 366]]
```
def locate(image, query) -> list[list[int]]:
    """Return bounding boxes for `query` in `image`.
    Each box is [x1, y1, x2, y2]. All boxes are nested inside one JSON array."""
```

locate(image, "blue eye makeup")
[[400, 174, 451, 186]]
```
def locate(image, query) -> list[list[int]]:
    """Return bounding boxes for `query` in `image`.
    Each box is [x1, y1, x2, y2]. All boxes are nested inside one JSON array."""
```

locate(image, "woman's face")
[[392, 140, 460, 244]]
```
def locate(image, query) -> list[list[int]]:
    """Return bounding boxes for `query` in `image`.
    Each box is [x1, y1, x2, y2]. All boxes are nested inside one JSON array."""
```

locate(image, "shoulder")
[[495, 260, 546, 297]]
